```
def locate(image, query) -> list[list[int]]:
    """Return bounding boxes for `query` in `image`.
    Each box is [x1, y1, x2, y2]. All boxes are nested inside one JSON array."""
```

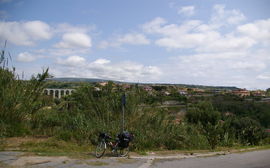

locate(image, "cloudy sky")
[[0, 0, 269, 89]]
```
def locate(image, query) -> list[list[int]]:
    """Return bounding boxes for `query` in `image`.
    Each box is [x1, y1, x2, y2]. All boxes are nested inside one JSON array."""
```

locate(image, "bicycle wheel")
[[117, 147, 129, 157], [95, 141, 106, 158]]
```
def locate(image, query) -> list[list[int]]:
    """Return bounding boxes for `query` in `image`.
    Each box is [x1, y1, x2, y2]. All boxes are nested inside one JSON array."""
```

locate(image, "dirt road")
[[0, 149, 269, 168], [151, 149, 270, 168]]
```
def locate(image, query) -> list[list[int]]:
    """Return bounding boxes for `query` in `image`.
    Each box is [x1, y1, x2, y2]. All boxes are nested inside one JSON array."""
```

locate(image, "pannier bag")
[[118, 131, 133, 148], [99, 132, 111, 141]]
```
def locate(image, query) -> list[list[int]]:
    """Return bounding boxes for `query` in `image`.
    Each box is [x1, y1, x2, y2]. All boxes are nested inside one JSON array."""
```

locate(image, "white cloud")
[[54, 32, 92, 49], [143, 18, 213, 50], [143, 18, 208, 49], [98, 33, 150, 49], [117, 33, 150, 45], [56, 55, 86, 66], [17, 52, 36, 62], [237, 19, 270, 45], [0, 20, 52, 46], [142, 5, 258, 52], [178, 6, 195, 16], [87, 60, 162, 82], [23, 21, 52, 40], [230, 61, 266, 71], [211, 4, 246, 26], [257, 74, 270, 80], [142, 17, 167, 34], [93, 58, 110, 65], [0, 20, 95, 50], [159, 49, 269, 89], [54, 58, 162, 82], [196, 35, 256, 52]]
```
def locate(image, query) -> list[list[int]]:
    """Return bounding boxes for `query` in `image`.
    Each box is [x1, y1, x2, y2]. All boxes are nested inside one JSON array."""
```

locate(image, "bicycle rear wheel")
[[95, 141, 106, 158], [117, 147, 129, 157]]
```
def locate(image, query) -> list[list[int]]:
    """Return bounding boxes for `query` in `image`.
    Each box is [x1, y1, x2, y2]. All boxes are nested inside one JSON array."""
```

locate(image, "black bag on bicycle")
[[118, 131, 133, 148]]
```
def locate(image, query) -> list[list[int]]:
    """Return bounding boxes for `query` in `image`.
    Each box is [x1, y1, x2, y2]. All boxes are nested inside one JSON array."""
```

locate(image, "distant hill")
[[46, 77, 239, 90], [46, 77, 115, 83], [174, 84, 239, 90]]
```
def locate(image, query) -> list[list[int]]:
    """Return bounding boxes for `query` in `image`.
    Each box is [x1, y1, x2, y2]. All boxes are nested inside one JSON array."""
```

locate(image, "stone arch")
[[55, 90, 59, 99], [60, 90, 65, 97], [49, 90, 54, 96], [44, 88, 75, 98]]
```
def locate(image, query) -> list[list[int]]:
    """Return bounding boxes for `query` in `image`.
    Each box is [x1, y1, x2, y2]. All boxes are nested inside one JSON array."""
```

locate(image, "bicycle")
[[95, 132, 133, 158]]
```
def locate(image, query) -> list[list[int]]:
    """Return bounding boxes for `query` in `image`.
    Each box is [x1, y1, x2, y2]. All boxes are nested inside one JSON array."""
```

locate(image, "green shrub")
[[229, 117, 266, 145], [0, 46, 50, 137], [186, 101, 222, 149]]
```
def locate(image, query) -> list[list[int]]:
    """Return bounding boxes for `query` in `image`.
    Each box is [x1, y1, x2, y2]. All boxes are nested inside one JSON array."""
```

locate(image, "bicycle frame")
[[95, 132, 130, 158]]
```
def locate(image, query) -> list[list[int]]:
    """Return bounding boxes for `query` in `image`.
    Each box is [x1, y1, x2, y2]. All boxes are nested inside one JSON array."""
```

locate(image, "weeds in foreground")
[[18, 137, 94, 158]]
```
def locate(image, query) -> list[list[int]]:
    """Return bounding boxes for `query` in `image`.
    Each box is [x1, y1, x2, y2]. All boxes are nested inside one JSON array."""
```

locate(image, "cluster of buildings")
[[231, 89, 267, 97], [98, 82, 268, 98], [45, 81, 269, 100], [139, 85, 268, 98]]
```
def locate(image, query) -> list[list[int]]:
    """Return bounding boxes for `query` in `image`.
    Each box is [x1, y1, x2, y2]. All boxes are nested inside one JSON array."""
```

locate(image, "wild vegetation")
[[0, 47, 269, 153]]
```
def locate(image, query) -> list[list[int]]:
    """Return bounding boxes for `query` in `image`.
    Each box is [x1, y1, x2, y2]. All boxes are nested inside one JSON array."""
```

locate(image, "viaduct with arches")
[[43, 88, 75, 99]]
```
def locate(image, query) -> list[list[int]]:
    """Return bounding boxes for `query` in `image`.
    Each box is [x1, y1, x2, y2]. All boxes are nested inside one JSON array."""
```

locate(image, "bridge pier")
[[44, 88, 75, 99]]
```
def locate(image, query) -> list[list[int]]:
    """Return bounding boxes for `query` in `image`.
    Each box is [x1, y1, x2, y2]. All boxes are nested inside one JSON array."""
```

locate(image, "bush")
[[0, 46, 50, 137], [229, 117, 266, 145], [186, 101, 222, 149]]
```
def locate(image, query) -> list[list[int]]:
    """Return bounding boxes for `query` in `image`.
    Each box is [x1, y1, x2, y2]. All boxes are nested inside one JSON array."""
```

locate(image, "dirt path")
[[151, 149, 270, 168], [0, 148, 269, 168], [0, 151, 146, 168]]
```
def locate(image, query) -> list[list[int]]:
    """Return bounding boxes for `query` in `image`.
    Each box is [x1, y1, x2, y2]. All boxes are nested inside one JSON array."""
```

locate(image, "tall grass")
[[28, 83, 267, 150], [0, 45, 50, 136], [29, 83, 210, 150]]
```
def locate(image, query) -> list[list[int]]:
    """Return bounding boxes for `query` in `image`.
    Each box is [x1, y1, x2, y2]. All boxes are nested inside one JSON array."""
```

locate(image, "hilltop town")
[[44, 78, 270, 102]]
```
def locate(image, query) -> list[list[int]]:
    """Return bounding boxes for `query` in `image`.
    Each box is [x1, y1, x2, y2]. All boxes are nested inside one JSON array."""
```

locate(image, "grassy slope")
[[0, 137, 94, 158], [1, 137, 269, 157]]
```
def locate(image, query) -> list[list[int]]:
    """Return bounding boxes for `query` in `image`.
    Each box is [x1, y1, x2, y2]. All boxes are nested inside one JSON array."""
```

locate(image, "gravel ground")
[[0, 151, 147, 168], [0, 149, 269, 168], [151, 149, 270, 168]]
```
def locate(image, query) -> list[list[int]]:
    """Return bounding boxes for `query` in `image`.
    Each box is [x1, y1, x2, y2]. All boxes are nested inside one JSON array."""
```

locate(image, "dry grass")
[[4, 137, 48, 150], [1, 137, 94, 159]]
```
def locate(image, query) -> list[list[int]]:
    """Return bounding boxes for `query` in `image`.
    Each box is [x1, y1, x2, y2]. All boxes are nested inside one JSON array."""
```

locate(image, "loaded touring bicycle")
[[95, 131, 134, 158]]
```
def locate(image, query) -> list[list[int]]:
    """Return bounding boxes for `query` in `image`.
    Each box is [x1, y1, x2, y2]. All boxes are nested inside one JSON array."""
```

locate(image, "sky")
[[0, 0, 269, 90]]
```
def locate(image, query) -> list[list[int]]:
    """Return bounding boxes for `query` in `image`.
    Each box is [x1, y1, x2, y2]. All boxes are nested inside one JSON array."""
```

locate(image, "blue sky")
[[0, 0, 269, 89]]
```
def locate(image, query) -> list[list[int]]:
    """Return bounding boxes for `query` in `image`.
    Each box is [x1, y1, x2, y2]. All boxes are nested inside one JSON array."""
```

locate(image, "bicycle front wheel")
[[95, 141, 106, 158], [117, 147, 129, 157]]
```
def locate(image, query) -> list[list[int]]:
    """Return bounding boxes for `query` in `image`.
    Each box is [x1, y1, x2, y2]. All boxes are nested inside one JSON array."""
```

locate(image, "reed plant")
[[0, 45, 50, 136]]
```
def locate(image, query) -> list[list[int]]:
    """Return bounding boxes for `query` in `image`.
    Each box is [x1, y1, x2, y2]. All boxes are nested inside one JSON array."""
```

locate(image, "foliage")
[[266, 88, 270, 96], [44, 81, 81, 89], [152, 86, 167, 91], [186, 102, 222, 149], [228, 117, 266, 145], [0, 46, 51, 136], [211, 94, 270, 128], [25, 83, 211, 150]]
